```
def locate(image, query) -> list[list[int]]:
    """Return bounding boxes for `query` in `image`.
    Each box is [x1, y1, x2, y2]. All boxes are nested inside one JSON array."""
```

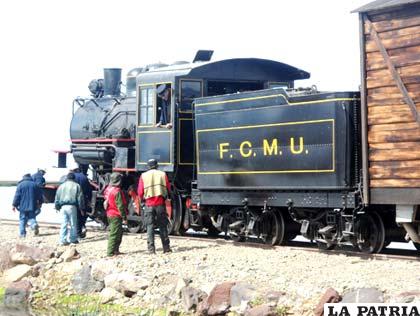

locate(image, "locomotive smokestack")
[[103, 68, 122, 97]]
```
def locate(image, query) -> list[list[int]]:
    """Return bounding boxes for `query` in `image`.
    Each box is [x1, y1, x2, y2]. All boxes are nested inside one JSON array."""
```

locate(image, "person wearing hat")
[[32, 168, 46, 187], [155, 84, 172, 129], [12, 173, 43, 238], [32, 168, 46, 217], [137, 158, 172, 254], [54, 172, 84, 245], [103, 172, 128, 257]]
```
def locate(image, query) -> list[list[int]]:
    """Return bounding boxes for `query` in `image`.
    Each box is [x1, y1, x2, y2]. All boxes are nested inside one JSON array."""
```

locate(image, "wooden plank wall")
[[364, 5, 420, 188]]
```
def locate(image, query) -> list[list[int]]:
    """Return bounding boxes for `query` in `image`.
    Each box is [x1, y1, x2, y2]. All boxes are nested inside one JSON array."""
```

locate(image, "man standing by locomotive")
[[104, 172, 128, 257], [12, 173, 43, 237], [155, 84, 172, 129], [32, 168, 46, 217], [55, 173, 84, 245], [72, 167, 92, 239], [137, 158, 172, 254], [32, 168, 46, 187]]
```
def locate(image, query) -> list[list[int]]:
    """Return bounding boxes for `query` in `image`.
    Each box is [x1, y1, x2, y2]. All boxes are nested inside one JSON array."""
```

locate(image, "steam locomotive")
[[67, 0, 420, 254]]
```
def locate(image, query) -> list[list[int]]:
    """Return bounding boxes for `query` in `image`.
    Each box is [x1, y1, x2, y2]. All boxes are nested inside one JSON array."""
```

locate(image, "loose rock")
[[4, 280, 32, 307], [181, 286, 208, 312], [341, 288, 384, 303], [245, 304, 277, 316], [0, 247, 14, 273], [104, 272, 149, 297], [230, 282, 257, 307], [10, 244, 54, 265], [60, 247, 79, 262], [100, 287, 123, 304], [314, 288, 341, 316], [199, 281, 236, 316], [3, 264, 32, 283], [72, 264, 104, 294]]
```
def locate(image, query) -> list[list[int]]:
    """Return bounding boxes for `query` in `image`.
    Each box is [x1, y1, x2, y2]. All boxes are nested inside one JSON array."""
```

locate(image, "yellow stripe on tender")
[[195, 93, 358, 108], [196, 119, 333, 133]]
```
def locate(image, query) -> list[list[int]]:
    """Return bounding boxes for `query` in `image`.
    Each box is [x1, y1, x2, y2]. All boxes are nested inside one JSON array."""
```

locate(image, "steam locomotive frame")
[[65, 0, 420, 254]]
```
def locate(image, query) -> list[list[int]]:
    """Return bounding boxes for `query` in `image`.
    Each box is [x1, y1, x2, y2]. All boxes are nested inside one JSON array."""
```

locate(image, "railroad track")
[[2, 219, 419, 262]]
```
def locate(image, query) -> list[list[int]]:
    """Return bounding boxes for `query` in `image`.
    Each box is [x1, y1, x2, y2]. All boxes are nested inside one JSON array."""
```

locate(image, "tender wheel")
[[257, 211, 285, 246], [355, 211, 385, 254], [279, 209, 300, 241]]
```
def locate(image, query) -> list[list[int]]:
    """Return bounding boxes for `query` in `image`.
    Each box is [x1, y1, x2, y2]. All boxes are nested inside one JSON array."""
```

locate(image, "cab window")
[[180, 80, 202, 111], [139, 87, 154, 125]]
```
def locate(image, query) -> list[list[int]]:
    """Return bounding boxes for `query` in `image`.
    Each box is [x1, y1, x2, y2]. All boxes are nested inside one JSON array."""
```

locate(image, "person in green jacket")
[[104, 173, 128, 257], [55, 172, 84, 245]]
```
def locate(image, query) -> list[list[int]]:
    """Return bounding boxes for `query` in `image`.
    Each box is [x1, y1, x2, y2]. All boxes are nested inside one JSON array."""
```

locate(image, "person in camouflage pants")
[[104, 173, 128, 257]]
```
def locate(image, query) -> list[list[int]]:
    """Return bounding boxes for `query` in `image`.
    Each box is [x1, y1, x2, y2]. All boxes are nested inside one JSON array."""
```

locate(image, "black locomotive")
[[67, 0, 420, 255]]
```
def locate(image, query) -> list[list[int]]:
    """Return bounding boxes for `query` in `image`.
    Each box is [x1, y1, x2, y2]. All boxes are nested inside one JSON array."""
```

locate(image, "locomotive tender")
[[68, 0, 420, 254]]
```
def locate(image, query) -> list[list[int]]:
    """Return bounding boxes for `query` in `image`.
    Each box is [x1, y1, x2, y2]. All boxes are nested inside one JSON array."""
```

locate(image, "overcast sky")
[[0, 0, 371, 180]]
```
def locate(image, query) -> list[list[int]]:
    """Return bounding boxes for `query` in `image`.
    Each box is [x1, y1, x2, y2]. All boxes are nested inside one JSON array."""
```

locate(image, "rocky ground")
[[0, 223, 419, 316]]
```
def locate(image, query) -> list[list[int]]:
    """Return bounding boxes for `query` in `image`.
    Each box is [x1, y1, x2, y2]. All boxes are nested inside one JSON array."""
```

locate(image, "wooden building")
[[354, 0, 420, 205]]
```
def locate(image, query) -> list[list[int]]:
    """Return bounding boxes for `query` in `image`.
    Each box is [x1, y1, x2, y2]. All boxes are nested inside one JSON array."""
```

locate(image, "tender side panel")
[[363, 5, 420, 190], [194, 90, 358, 190]]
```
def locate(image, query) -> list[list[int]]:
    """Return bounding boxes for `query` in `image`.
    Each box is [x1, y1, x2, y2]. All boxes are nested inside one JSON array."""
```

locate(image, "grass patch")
[[32, 292, 178, 316], [249, 296, 264, 307], [0, 287, 5, 302], [276, 305, 290, 316]]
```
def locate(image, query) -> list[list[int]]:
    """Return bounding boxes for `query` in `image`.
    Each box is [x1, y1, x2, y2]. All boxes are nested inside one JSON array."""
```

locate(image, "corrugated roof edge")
[[352, 0, 420, 13]]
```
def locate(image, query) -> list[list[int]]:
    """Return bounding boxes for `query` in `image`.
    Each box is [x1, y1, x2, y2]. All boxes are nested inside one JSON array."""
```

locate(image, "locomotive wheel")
[[126, 196, 145, 234], [127, 221, 143, 234], [355, 211, 385, 254], [167, 191, 183, 235]]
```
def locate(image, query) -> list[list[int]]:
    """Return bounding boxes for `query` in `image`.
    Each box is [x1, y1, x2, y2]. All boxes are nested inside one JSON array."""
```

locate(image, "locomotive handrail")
[[99, 110, 136, 135]]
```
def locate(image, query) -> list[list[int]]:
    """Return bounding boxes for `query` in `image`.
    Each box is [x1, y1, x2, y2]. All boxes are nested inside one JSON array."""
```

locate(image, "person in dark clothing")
[[137, 159, 172, 254], [32, 168, 46, 187], [12, 174, 43, 237], [104, 173, 128, 257], [155, 84, 172, 129], [31, 168, 46, 217], [72, 168, 92, 239]]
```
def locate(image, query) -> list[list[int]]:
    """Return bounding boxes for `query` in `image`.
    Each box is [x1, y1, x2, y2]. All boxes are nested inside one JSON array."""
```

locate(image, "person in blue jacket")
[[31, 168, 46, 217], [12, 174, 43, 237], [72, 168, 92, 239], [32, 168, 46, 187]]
